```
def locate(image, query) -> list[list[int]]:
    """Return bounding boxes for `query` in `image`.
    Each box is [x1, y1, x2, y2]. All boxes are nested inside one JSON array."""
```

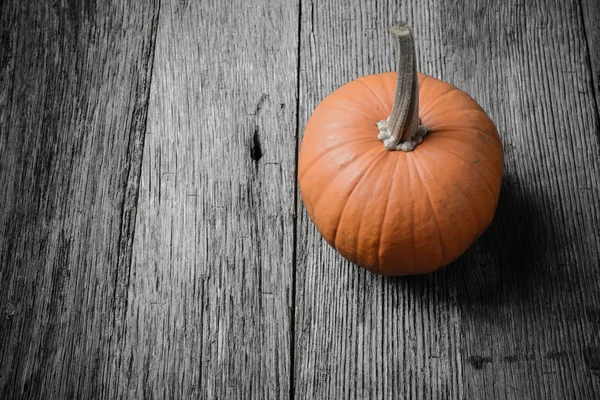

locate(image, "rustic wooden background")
[[1, 0, 599, 398]]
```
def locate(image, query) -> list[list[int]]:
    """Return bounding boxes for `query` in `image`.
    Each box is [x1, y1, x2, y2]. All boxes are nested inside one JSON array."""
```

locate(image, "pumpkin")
[[298, 22, 504, 275]]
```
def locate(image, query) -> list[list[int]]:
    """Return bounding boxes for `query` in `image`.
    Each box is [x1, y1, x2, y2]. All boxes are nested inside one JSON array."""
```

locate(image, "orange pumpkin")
[[298, 22, 504, 275]]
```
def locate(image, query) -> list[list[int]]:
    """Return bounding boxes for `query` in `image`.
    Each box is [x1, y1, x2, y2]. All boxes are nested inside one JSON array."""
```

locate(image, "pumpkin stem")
[[377, 22, 428, 151]]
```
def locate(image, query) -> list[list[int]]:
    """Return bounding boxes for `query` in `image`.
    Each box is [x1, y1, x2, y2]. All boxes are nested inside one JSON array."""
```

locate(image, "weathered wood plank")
[[582, 0, 600, 118], [0, 1, 159, 399], [109, 1, 299, 398], [295, 0, 600, 399]]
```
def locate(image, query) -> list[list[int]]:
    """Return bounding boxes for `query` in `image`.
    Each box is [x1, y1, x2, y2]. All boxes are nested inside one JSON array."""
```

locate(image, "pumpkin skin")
[[298, 72, 503, 275]]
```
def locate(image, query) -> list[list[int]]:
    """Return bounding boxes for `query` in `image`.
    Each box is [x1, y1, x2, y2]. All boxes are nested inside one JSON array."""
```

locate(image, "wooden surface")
[[1, 0, 599, 399], [583, 0, 600, 119], [0, 1, 159, 398], [107, 1, 298, 398]]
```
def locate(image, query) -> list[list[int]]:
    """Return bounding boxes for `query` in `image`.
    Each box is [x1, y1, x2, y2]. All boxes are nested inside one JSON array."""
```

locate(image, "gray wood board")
[[583, 0, 600, 119], [108, 0, 299, 398], [0, 0, 159, 399], [295, 0, 600, 399]]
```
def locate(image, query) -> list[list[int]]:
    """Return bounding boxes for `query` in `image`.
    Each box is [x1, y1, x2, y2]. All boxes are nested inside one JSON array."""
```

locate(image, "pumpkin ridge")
[[418, 147, 483, 230], [424, 140, 499, 200], [425, 94, 486, 117], [302, 146, 378, 214], [430, 128, 499, 149], [305, 143, 384, 212], [428, 134, 503, 179], [426, 137, 503, 185], [375, 155, 403, 275], [426, 110, 501, 144], [405, 155, 416, 274], [333, 151, 389, 263], [339, 155, 392, 275], [426, 109, 492, 128], [428, 123, 499, 140], [299, 138, 377, 182], [321, 102, 378, 122], [356, 78, 390, 111], [420, 87, 459, 117], [410, 153, 446, 263]]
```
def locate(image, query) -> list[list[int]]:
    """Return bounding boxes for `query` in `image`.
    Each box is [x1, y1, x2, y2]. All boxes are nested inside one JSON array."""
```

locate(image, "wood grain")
[[295, 0, 600, 399], [582, 0, 600, 119], [0, 1, 159, 399], [107, 0, 299, 398]]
